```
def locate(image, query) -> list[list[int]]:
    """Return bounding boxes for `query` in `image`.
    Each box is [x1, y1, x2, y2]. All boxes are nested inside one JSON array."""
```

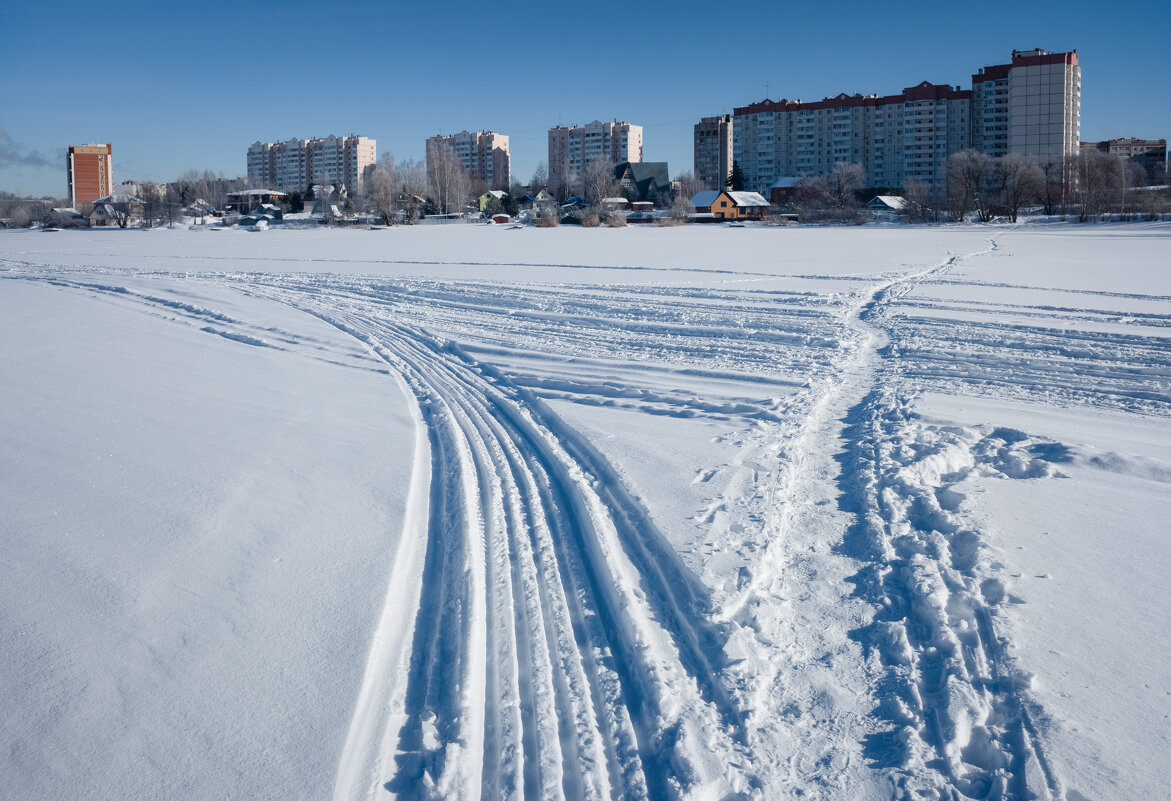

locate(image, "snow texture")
[[1, 221, 1167, 801]]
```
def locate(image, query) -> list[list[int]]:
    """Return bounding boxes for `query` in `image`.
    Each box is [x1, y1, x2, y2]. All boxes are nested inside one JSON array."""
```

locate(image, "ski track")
[[5, 230, 1170, 800]]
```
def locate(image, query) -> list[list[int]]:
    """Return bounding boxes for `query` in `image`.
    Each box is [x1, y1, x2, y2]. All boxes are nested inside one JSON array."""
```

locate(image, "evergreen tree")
[[727, 161, 745, 192]]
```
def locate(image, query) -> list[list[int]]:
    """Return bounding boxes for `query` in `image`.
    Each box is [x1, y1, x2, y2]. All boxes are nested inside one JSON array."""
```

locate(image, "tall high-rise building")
[[972, 49, 1080, 165], [547, 120, 643, 194], [67, 143, 113, 206], [729, 49, 1079, 194], [694, 115, 733, 190], [247, 135, 376, 195], [426, 131, 511, 190]]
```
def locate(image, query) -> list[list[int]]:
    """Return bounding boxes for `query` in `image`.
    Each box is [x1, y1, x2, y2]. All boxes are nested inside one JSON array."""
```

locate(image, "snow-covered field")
[[2, 222, 1167, 801]]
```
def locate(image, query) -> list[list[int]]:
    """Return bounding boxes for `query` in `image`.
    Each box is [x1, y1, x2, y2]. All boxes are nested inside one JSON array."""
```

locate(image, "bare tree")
[[902, 179, 936, 223], [793, 163, 865, 222], [946, 150, 996, 222], [673, 170, 705, 205], [1074, 149, 1122, 221], [163, 183, 184, 226], [997, 154, 1044, 222], [530, 161, 547, 189], [669, 193, 695, 222], [139, 181, 163, 228], [823, 163, 865, 208], [582, 158, 618, 206], [1040, 159, 1068, 215], [1119, 158, 1148, 220], [364, 152, 398, 224], [426, 141, 471, 215], [398, 158, 428, 222]]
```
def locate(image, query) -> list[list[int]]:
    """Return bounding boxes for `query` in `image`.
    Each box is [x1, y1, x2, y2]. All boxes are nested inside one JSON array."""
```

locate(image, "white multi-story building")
[[548, 120, 643, 195], [730, 49, 1079, 194], [426, 131, 510, 190], [1007, 49, 1080, 167], [733, 82, 971, 194], [247, 135, 376, 195]]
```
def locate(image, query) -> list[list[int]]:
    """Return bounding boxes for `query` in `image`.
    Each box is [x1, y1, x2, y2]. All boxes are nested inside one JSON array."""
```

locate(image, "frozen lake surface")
[[2, 222, 1168, 800]]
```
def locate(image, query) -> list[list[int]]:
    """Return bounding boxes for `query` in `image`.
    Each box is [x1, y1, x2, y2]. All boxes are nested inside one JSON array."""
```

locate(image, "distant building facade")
[[729, 49, 1080, 193], [972, 48, 1080, 165], [426, 131, 511, 190], [67, 143, 113, 206], [694, 115, 733, 190], [247, 135, 376, 195], [548, 120, 643, 195], [1080, 138, 1167, 183]]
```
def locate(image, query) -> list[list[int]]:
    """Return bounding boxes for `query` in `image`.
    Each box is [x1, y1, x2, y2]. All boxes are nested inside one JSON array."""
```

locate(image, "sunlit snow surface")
[[2, 222, 1167, 801]]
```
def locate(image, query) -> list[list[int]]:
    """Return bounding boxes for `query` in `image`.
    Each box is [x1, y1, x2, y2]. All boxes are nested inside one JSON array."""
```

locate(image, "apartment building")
[[67, 143, 113, 206], [426, 131, 511, 190], [733, 82, 971, 193], [973, 49, 1080, 165], [730, 49, 1079, 194], [548, 120, 643, 194], [1080, 138, 1167, 182], [694, 115, 733, 190], [247, 135, 376, 195]]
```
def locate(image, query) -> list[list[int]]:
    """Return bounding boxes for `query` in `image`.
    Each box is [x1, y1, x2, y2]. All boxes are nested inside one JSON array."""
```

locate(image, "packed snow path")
[[242, 285, 755, 801], [2, 224, 1169, 801], [237, 237, 1068, 799]]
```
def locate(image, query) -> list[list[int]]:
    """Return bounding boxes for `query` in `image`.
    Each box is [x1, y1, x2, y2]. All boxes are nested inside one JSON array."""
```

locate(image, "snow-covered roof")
[[601, 197, 627, 205], [690, 190, 720, 208], [726, 191, 769, 207], [769, 177, 799, 189], [227, 189, 287, 197], [867, 195, 908, 210], [52, 207, 84, 216], [92, 193, 140, 204], [482, 190, 506, 199]]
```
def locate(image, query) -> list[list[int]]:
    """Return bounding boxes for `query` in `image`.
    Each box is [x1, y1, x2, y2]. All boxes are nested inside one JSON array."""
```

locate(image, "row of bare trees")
[[363, 153, 430, 224], [777, 148, 1169, 225], [941, 149, 1164, 223], [792, 163, 868, 223]]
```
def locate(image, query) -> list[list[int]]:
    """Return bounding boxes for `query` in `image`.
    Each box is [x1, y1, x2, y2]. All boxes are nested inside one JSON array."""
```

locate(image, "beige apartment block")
[[694, 115, 733, 190], [730, 49, 1079, 193], [548, 120, 643, 195], [732, 82, 971, 194], [247, 135, 376, 195], [426, 131, 511, 190], [994, 49, 1080, 168], [1080, 138, 1167, 182]]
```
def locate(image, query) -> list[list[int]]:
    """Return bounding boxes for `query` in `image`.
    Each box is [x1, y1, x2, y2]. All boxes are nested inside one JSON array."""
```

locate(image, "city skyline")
[[2, 0, 1169, 197]]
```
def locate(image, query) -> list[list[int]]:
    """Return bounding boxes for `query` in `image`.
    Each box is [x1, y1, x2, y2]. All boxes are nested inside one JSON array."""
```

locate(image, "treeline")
[[787, 150, 1170, 224]]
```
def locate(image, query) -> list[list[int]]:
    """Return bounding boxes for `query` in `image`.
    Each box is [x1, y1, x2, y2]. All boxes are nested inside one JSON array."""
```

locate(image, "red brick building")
[[68, 144, 113, 206]]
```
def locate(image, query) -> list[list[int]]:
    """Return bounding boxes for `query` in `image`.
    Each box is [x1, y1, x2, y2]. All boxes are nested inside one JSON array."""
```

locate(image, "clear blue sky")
[[2, 0, 1168, 197]]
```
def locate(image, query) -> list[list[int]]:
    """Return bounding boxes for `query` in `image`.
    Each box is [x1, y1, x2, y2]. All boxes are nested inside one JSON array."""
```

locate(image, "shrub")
[[535, 208, 560, 227]]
